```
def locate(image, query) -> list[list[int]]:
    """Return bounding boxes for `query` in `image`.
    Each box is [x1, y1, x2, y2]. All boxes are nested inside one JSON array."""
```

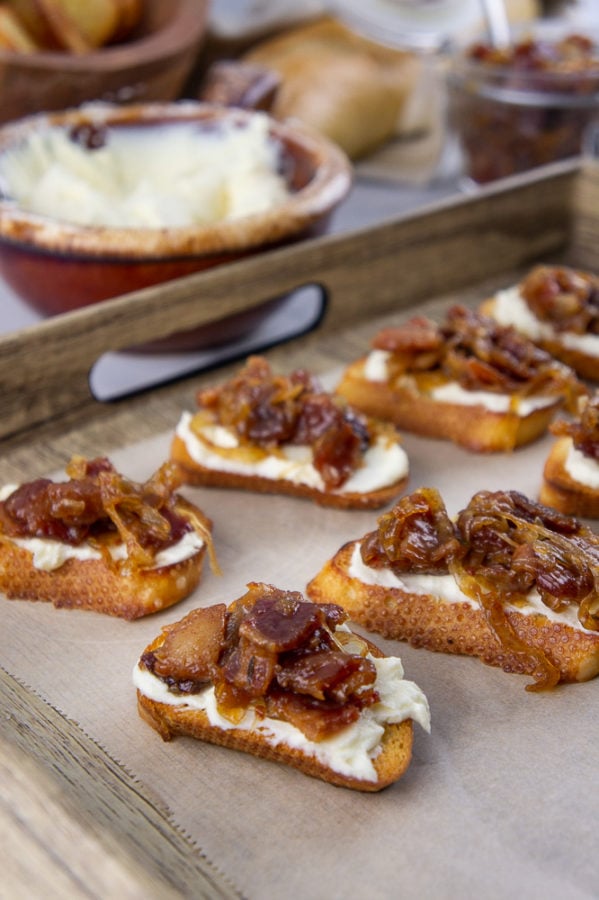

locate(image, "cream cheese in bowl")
[[0, 101, 352, 350], [0, 112, 290, 229]]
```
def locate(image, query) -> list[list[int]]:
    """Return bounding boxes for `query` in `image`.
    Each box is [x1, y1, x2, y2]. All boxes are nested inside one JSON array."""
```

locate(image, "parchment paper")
[[2, 417, 598, 900]]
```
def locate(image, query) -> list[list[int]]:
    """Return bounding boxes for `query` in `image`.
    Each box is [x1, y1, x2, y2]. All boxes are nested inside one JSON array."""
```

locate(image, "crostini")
[[0, 456, 214, 619], [171, 356, 410, 509], [307, 487, 599, 690], [540, 391, 599, 517], [134, 582, 430, 791], [335, 305, 584, 453], [480, 264, 599, 381]]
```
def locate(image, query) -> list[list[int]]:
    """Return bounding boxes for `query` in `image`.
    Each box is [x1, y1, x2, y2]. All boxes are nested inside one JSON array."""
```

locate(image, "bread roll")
[[243, 16, 423, 159]]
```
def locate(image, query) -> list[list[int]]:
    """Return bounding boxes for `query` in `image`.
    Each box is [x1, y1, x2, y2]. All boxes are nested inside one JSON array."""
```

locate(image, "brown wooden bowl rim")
[[0, 102, 353, 259]]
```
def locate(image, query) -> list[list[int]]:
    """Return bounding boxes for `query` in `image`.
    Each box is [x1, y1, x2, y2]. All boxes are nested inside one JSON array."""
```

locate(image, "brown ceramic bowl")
[[0, 101, 352, 351], [0, 0, 209, 125]]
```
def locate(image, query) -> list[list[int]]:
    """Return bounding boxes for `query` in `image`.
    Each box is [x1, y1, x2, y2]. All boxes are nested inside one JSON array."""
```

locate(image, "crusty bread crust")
[[170, 434, 408, 510], [480, 297, 599, 382], [335, 359, 562, 453], [540, 436, 599, 518], [306, 541, 599, 683], [136, 633, 414, 791], [0, 499, 211, 620]]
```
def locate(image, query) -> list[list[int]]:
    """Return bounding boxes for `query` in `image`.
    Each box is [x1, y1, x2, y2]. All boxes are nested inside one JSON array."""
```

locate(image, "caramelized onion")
[[0, 457, 211, 574], [361, 487, 463, 574], [369, 306, 584, 408], [194, 356, 373, 489], [520, 265, 599, 335], [364, 487, 599, 688]]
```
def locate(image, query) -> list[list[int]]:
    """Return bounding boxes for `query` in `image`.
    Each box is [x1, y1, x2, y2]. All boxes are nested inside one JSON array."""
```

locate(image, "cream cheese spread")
[[177, 411, 409, 494], [348, 540, 594, 633], [133, 651, 430, 783], [0, 114, 289, 228], [362, 349, 556, 416], [8, 529, 204, 572], [429, 382, 555, 415], [564, 437, 599, 490], [363, 349, 391, 382], [492, 286, 599, 358]]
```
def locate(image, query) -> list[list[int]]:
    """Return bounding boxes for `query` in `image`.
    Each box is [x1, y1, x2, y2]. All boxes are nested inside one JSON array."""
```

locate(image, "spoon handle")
[[479, 0, 511, 48]]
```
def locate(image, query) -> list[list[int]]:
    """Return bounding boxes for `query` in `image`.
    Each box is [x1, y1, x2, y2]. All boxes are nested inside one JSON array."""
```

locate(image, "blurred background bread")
[[241, 16, 423, 160]]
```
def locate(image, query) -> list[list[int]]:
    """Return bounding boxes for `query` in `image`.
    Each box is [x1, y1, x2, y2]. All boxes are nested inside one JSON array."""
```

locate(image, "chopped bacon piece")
[[142, 583, 380, 740]]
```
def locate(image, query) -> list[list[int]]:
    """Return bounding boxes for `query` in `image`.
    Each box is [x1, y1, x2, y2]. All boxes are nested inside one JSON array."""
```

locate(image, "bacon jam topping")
[[552, 392, 599, 461], [520, 265, 599, 335], [372, 306, 583, 404], [141, 583, 379, 741], [467, 33, 599, 78], [193, 355, 379, 489], [361, 487, 599, 690], [0, 456, 210, 570]]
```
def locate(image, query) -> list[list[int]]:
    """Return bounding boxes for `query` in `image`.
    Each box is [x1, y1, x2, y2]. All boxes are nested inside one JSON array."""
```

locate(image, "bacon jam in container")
[[448, 31, 599, 184]]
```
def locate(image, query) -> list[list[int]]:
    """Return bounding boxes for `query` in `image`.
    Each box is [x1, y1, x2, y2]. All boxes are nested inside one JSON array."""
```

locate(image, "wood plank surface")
[[0, 668, 240, 899]]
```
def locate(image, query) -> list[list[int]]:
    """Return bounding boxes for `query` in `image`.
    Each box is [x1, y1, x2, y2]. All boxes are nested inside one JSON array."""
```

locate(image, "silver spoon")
[[479, 0, 511, 48]]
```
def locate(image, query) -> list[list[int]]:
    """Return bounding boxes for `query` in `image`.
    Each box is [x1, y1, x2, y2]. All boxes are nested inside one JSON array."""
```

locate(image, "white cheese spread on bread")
[[348, 540, 594, 633], [176, 411, 409, 494], [492, 286, 599, 358], [564, 438, 599, 490], [9, 529, 204, 573], [133, 651, 430, 783], [363, 348, 558, 414]]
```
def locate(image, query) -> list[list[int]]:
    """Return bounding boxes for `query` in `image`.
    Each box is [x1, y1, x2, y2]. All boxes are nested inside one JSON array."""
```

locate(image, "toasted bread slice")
[[35, 0, 92, 52], [134, 587, 430, 791], [540, 435, 599, 518], [0, 530, 206, 619], [136, 653, 415, 792], [336, 358, 563, 453], [0, 458, 215, 619], [171, 431, 408, 510], [307, 539, 599, 685], [0, 495, 212, 619]]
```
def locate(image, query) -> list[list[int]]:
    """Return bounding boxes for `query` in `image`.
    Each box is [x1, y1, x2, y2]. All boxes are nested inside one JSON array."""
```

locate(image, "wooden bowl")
[[0, 101, 352, 351], [0, 0, 209, 125]]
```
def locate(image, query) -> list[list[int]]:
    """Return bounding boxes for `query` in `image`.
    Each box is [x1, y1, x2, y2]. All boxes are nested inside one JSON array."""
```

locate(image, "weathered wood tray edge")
[[1, 158, 596, 442], [2, 159, 599, 897]]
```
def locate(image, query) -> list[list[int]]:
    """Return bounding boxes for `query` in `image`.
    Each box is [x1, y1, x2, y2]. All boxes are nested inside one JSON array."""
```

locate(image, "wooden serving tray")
[[1, 158, 596, 444], [2, 160, 599, 899]]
